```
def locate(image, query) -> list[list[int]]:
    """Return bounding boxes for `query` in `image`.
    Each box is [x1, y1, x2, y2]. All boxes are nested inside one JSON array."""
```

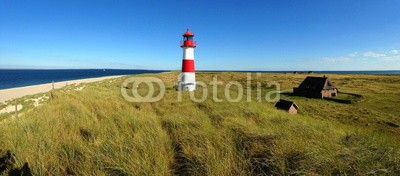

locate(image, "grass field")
[[0, 72, 399, 175]]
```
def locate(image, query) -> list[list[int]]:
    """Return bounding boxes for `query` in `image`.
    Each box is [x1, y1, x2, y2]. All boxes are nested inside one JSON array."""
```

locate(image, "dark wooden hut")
[[275, 99, 299, 114], [293, 76, 338, 98]]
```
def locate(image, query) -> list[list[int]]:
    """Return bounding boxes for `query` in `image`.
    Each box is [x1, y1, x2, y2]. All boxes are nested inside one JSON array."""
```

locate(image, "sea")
[[0, 69, 167, 90], [0, 69, 399, 90]]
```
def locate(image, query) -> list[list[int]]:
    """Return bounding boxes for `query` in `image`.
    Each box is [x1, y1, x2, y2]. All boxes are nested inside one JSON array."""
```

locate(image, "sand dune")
[[0, 75, 125, 103]]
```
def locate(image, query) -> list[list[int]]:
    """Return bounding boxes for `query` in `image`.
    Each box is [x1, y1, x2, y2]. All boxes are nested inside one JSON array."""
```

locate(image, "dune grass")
[[0, 72, 399, 175], [0, 103, 6, 110]]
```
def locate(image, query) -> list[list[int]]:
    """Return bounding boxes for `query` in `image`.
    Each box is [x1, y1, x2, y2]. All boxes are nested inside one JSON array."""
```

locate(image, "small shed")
[[275, 100, 299, 114]]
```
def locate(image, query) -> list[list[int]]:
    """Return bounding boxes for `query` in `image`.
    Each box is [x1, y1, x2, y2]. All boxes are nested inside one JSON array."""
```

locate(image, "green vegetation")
[[0, 72, 399, 175], [0, 103, 6, 110]]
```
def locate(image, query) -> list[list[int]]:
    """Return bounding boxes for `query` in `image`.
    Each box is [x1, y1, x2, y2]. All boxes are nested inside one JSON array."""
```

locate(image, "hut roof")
[[297, 76, 336, 91], [275, 100, 298, 110]]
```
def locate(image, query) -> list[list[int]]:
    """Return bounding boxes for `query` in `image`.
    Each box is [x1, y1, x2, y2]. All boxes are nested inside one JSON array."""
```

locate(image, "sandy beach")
[[0, 75, 126, 103]]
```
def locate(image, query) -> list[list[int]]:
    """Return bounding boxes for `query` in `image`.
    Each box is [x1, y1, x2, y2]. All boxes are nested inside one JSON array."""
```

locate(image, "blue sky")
[[1, 0, 400, 70]]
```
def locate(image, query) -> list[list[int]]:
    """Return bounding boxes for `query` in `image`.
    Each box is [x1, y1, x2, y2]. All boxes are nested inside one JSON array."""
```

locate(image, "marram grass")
[[0, 72, 399, 175]]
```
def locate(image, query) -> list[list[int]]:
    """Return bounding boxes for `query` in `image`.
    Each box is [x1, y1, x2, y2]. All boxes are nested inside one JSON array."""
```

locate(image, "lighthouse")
[[178, 29, 196, 91]]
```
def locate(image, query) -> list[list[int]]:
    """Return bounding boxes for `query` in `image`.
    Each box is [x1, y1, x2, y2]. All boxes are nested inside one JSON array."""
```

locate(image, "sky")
[[1, 0, 400, 71]]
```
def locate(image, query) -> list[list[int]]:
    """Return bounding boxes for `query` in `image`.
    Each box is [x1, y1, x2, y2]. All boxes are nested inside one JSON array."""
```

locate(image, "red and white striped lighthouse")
[[178, 29, 196, 91]]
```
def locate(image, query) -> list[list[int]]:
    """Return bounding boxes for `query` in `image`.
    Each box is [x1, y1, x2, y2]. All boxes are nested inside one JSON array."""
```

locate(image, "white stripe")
[[182, 48, 194, 60]]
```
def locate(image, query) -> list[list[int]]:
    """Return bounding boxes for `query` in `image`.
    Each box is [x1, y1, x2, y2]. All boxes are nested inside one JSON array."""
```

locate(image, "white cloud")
[[353, 58, 368, 61], [389, 50, 399, 54], [362, 51, 387, 58], [322, 50, 400, 64], [349, 52, 359, 57], [384, 55, 400, 62], [322, 57, 352, 62]]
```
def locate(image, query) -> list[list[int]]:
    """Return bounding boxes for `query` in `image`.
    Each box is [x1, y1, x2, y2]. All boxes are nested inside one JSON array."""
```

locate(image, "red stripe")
[[181, 40, 196, 47], [182, 59, 195, 72]]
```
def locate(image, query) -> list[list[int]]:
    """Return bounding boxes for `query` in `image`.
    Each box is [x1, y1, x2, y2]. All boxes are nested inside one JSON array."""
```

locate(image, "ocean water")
[[0, 69, 167, 90]]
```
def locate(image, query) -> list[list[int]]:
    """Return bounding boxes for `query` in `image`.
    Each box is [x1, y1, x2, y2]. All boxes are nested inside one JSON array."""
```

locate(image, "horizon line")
[[0, 68, 399, 72]]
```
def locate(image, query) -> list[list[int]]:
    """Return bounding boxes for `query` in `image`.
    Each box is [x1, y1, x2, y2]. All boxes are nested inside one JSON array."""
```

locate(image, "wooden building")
[[293, 76, 338, 98], [275, 99, 299, 114]]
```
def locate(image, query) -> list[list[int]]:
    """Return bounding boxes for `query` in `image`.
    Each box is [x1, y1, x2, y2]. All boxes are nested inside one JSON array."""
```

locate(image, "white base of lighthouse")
[[178, 73, 196, 91]]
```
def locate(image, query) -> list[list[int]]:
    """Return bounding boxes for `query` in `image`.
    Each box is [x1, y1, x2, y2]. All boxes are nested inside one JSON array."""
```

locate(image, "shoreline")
[[0, 75, 127, 103]]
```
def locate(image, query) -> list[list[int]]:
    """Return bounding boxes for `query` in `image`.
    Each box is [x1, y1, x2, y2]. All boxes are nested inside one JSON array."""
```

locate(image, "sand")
[[0, 75, 126, 103], [0, 104, 23, 114]]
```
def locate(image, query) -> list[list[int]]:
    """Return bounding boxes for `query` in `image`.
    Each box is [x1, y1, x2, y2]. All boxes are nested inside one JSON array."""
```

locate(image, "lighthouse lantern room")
[[178, 29, 196, 91]]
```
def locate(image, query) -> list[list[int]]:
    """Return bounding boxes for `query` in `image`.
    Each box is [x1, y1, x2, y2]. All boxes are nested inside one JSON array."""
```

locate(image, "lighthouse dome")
[[183, 29, 194, 36]]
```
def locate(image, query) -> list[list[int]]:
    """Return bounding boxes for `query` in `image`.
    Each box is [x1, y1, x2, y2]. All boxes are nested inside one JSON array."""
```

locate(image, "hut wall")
[[288, 106, 298, 114], [321, 89, 338, 98]]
